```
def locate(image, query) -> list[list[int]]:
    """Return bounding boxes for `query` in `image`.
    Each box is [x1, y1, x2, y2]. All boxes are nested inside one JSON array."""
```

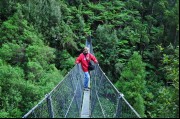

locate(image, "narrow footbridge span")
[[22, 39, 141, 118]]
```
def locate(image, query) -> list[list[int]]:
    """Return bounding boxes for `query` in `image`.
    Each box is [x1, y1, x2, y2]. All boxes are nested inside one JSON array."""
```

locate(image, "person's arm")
[[75, 54, 82, 64], [90, 54, 98, 63]]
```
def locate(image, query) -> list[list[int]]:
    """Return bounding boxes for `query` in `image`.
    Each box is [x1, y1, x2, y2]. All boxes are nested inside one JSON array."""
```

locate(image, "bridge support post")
[[46, 94, 54, 118], [115, 93, 123, 118]]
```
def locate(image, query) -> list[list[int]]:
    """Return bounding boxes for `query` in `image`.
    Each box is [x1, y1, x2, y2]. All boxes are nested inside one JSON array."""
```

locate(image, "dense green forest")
[[0, 0, 179, 118]]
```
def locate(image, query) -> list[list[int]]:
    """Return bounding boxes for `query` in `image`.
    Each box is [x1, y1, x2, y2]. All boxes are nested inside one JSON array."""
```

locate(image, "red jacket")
[[75, 53, 98, 72]]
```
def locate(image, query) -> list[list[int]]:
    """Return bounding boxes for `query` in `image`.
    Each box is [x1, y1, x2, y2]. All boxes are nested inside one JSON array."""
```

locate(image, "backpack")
[[84, 54, 95, 71], [88, 61, 95, 71]]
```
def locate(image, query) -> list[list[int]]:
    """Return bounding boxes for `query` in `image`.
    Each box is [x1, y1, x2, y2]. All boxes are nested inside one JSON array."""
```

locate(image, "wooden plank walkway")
[[80, 90, 90, 118]]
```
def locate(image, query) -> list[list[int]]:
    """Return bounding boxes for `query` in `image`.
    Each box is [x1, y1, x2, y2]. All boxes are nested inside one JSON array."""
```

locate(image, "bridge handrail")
[[22, 64, 84, 118], [86, 37, 140, 118], [98, 64, 141, 118]]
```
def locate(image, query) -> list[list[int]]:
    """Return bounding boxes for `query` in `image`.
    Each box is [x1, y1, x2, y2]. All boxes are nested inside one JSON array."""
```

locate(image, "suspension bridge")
[[22, 38, 141, 118]]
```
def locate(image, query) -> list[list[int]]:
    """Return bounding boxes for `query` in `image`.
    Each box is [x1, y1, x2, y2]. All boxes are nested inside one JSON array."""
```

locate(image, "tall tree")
[[115, 52, 146, 117]]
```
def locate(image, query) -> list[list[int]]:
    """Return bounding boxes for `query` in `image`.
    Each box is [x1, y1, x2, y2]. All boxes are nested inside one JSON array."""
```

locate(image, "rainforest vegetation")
[[0, 0, 179, 118]]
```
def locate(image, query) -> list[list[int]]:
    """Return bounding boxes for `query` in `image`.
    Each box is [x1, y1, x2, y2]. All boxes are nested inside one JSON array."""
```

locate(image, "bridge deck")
[[80, 90, 90, 118]]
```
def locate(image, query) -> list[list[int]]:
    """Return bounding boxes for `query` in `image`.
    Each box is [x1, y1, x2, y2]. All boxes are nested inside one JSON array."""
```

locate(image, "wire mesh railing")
[[90, 64, 141, 118], [86, 37, 140, 118], [22, 64, 84, 118]]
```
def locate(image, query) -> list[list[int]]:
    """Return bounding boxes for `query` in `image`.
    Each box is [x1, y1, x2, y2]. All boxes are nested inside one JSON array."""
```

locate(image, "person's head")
[[83, 47, 89, 55]]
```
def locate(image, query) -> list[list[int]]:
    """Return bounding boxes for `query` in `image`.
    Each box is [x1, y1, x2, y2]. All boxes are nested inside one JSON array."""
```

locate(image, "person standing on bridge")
[[75, 47, 98, 91]]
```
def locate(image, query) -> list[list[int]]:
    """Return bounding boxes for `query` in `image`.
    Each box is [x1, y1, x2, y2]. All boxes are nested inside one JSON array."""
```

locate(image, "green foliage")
[[161, 46, 179, 117], [0, 65, 25, 118], [58, 21, 78, 50], [39, 64, 64, 93], [0, 2, 64, 117], [0, 0, 17, 21], [155, 87, 177, 118], [145, 85, 177, 118], [26, 45, 55, 69], [0, 43, 19, 61], [115, 52, 146, 117], [0, 110, 9, 118], [0, 0, 179, 118], [55, 50, 75, 75], [134, 94, 145, 117], [22, 0, 78, 51], [26, 62, 43, 81], [87, 2, 105, 12], [162, 46, 179, 87]]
